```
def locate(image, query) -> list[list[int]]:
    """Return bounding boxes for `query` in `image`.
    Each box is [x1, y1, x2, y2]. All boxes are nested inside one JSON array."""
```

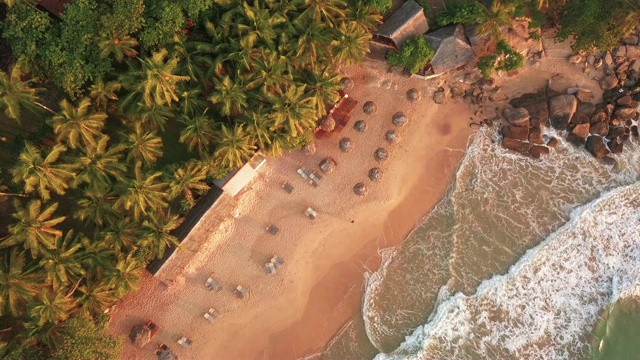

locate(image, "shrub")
[[51, 316, 122, 360], [476, 41, 523, 78], [435, 1, 485, 26], [387, 35, 435, 74], [477, 55, 497, 78], [415, 0, 431, 16]]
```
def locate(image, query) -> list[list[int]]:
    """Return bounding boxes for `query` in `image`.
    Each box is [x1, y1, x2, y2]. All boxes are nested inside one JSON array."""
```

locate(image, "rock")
[[433, 91, 446, 104], [339, 137, 352, 152], [341, 77, 354, 92], [571, 102, 595, 124], [605, 103, 615, 116], [509, 90, 549, 128], [548, 94, 577, 130], [566, 133, 585, 146], [574, 89, 594, 103], [609, 140, 624, 153], [502, 137, 531, 154], [353, 182, 367, 196], [529, 145, 550, 159], [613, 106, 637, 120], [599, 75, 619, 90], [546, 137, 559, 147], [603, 51, 613, 66], [502, 125, 529, 141], [502, 107, 530, 127], [374, 148, 389, 162], [608, 126, 627, 139], [617, 61, 630, 74], [368, 167, 382, 182], [624, 35, 639, 45], [604, 65, 615, 76], [626, 45, 640, 59], [585, 135, 610, 158], [590, 110, 607, 124], [614, 45, 627, 57], [594, 58, 603, 68], [463, 72, 479, 85], [529, 127, 544, 144], [353, 120, 367, 132], [569, 54, 582, 64], [631, 60, 640, 73], [586, 55, 596, 65], [392, 112, 408, 127], [590, 122, 609, 136], [451, 86, 465, 98], [532, 52, 543, 62], [407, 88, 421, 102], [617, 95, 634, 106], [571, 123, 591, 141], [385, 130, 398, 144], [631, 125, 639, 136], [618, 72, 628, 81], [489, 93, 508, 102], [363, 101, 377, 115], [319, 157, 337, 174], [303, 141, 316, 155]]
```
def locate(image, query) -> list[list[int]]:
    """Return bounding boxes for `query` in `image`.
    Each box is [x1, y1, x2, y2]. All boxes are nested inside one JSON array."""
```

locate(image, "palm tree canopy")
[[122, 123, 164, 165], [213, 123, 256, 169], [38, 230, 87, 291], [73, 135, 127, 189], [114, 162, 169, 221], [0, 60, 41, 121], [50, 98, 107, 150], [0, 247, 39, 317]]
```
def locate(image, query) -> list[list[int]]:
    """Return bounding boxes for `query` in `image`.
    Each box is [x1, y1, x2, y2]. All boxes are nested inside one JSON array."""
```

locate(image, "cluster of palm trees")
[[0, 0, 379, 355]]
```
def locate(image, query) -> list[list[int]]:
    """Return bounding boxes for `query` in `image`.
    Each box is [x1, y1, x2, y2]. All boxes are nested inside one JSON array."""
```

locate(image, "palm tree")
[[0, 60, 53, 122], [264, 130, 295, 157], [172, 35, 211, 85], [293, 21, 333, 71], [304, 69, 342, 117], [209, 76, 248, 117], [98, 32, 139, 62], [141, 211, 181, 259], [246, 51, 293, 96], [72, 135, 126, 189], [268, 84, 316, 137], [105, 254, 142, 298], [178, 88, 210, 117], [114, 162, 169, 221], [166, 161, 209, 205], [178, 111, 216, 155], [38, 231, 86, 291], [2, 200, 66, 259], [0, 248, 39, 317], [89, 78, 121, 111], [77, 279, 118, 318], [331, 21, 371, 66], [120, 49, 190, 107], [29, 289, 75, 326], [50, 98, 107, 150], [122, 123, 163, 165], [476, 1, 516, 40], [300, 0, 347, 26], [347, 2, 382, 31], [237, 0, 287, 50], [11, 142, 76, 200], [97, 218, 143, 253], [73, 184, 120, 228], [2, 0, 36, 7], [213, 123, 256, 169], [237, 109, 273, 151], [134, 103, 174, 131]]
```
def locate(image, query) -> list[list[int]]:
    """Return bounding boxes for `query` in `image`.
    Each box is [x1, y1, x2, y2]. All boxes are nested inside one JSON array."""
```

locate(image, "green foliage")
[[1, 4, 52, 61], [477, 40, 523, 78], [51, 316, 121, 360], [528, 2, 545, 28], [139, 1, 186, 49], [386, 35, 435, 74], [415, 0, 431, 16], [477, 55, 497, 78], [435, 1, 485, 26], [365, 0, 393, 14]]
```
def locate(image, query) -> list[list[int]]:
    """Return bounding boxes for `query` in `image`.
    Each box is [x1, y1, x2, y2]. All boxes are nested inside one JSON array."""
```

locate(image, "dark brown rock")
[[406, 88, 421, 102], [613, 107, 637, 120], [600, 75, 619, 90], [546, 137, 559, 147], [617, 62, 630, 74], [585, 135, 610, 158], [509, 90, 549, 127], [608, 126, 628, 139], [571, 123, 591, 141], [529, 145, 550, 159], [617, 95, 634, 106], [566, 133, 585, 146], [529, 127, 544, 144], [503, 107, 530, 127], [626, 45, 640, 59], [605, 103, 615, 116], [590, 122, 610, 137], [548, 94, 578, 130], [632, 125, 639, 136], [502, 137, 531, 154], [590, 110, 608, 124], [571, 102, 595, 124], [609, 140, 624, 153], [502, 125, 529, 141], [575, 90, 594, 103]]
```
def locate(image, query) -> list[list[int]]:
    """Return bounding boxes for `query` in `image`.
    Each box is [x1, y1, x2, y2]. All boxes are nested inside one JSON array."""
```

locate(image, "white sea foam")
[[375, 182, 640, 360]]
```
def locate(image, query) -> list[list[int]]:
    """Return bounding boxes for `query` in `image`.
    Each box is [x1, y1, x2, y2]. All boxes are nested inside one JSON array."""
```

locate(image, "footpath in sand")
[[108, 59, 476, 360]]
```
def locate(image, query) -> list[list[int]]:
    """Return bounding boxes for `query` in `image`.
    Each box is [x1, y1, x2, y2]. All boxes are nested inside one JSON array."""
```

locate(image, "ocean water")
[[321, 126, 640, 360]]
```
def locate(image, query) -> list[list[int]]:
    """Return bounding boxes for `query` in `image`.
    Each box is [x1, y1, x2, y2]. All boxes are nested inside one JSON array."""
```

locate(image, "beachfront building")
[[421, 24, 474, 77], [372, 0, 429, 49]]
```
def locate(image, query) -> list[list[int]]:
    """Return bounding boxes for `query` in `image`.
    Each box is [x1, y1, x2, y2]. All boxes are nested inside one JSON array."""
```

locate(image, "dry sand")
[[109, 59, 477, 360]]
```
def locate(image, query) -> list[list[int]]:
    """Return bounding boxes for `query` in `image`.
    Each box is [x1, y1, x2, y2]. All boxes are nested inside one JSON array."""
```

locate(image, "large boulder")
[[613, 106, 637, 120], [529, 145, 550, 159], [529, 127, 544, 144], [599, 75, 619, 90], [585, 135, 610, 158], [609, 140, 624, 154], [570, 102, 595, 124], [626, 45, 640, 59], [571, 123, 591, 141], [590, 122, 609, 137], [509, 90, 548, 126], [590, 110, 607, 124], [502, 125, 529, 141], [502, 138, 531, 154], [502, 107, 530, 127], [548, 94, 577, 130]]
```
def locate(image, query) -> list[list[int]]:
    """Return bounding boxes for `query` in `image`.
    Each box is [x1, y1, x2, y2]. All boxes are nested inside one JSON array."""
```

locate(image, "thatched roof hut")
[[373, 0, 429, 49], [375, 148, 389, 162], [407, 88, 421, 102], [341, 77, 354, 92], [319, 116, 336, 132], [129, 325, 151, 348], [303, 141, 316, 155], [424, 24, 474, 76], [392, 112, 408, 127], [339, 137, 353, 152], [386, 130, 399, 144], [353, 182, 367, 196], [319, 157, 337, 174], [368, 167, 382, 181], [363, 101, 377, 115], [354, 120, 367, 132]]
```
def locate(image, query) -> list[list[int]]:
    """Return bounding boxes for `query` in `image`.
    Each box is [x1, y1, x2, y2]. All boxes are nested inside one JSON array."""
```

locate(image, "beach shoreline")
[[108, 60, 476, 360]]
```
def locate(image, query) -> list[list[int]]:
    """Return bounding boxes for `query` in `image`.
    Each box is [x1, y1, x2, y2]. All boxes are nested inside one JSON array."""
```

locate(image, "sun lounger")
[[205, 277, 219, 291], [204, 312, 216, 324], [234, 285, 248, 299], [305, 207, 317, 220], [177, 336, 192, 348], [309, 172, 322, 186], [271, 256, 284, 268], [266, 224, 279, 235], [297, 168, 310, 180], [265, 262, 276, 275], [282, 182, 294, 194], [208, 308, 220, 318]]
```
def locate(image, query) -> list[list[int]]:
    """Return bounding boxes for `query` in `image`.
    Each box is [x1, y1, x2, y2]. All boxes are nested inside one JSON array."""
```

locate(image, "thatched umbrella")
[[354, 120, 367, 132], [303, 141, 316, 155], [363, 101, 377, 115], [407, 88, 421, 102], [392, 112, 408, 127], [129, 325, 151, 348], [368, 167, 382, 181], [341, 77, 354, 92], [374, 148, 389, 162], [319, 157, 337, 174], [339, 137, 353, 152], [158, 350, 178, 360], [319, 116, 336, 132], [386, 130, 399, 144], [353, 182, 367, 196]]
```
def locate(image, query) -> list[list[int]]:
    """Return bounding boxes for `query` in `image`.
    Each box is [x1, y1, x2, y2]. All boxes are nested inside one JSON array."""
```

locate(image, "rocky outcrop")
[[503, 107, 530, 127], [585, 135, 610, 158], [570, 123, 591, 142], [502, 137, 531, 154], [548, 95, 577, 130], [502, 125, 529, 141], [570, 102, 595, 124], [529, 145, 550, 159]]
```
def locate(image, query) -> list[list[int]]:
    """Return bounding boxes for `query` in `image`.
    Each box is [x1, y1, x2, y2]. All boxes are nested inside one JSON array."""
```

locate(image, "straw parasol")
[[392, 112, 408, 127], [353, 182, 367, 196], [368, 167, 382, 181], [319, 116, 336, 132], [354, 120, 367, 132], [341, 77, 354, 92], [407, 88, 421, 102], [319, 157, 338, 174], [303, 141, 316, 155], [386, 130, 399, 144], [339, 137, 353, 152], [363, 101, 377, 115], [375, 148, 389, 162], [129, 325, 151, 348]]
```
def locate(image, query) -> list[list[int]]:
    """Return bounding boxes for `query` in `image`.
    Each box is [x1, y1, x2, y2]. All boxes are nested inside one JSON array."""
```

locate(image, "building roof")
[[37, 0, 71, 16], [424, 24, 474, 75], [373, 0, 429, 48]]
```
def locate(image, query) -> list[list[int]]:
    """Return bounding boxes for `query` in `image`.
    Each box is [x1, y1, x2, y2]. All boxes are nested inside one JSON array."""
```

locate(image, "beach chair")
[[265, 262, 276, 275], [282, 182, 294, 194], [271, 256, 284, 268], [177, 336, 192, 348], [208, 308, 220, 318], [234, 285, 249, 299], [297, 168, 310, 180], [309, 172, 322, 187], [304, 207, 317, 220], [205, 277, 219, 291], [204, 312, 216, 324], [266, 224, 280, 235]]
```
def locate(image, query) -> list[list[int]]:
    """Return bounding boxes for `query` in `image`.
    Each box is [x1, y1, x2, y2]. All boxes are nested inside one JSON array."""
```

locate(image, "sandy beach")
[[108, 59, 476, 359]]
